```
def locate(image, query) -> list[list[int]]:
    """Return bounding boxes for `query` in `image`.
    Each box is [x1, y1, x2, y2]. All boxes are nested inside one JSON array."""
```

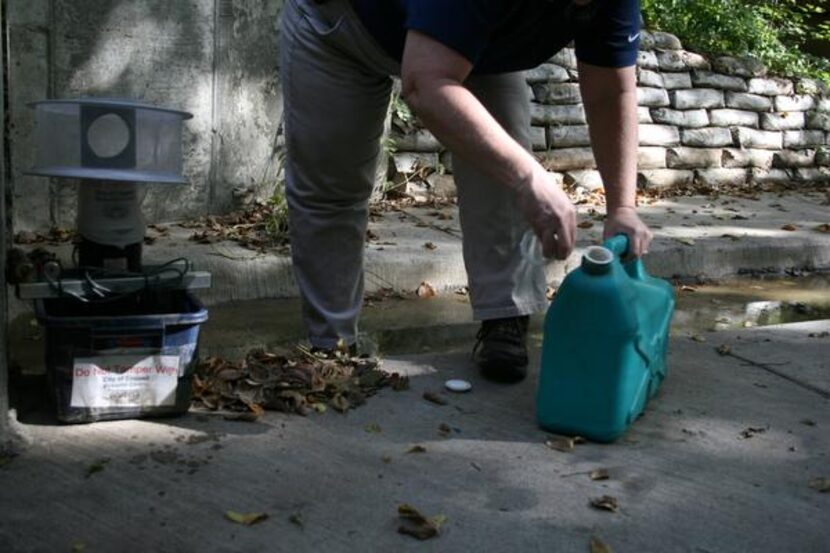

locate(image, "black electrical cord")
[[45, 257, 192, 304]]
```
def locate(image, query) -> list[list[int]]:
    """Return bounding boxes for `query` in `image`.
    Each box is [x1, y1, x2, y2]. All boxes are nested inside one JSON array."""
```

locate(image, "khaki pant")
[[281, 0, 548, 348]]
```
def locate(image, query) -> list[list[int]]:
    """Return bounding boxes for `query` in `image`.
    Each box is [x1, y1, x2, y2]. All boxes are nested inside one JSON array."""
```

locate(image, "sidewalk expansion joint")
[[724, 350, 830, 399]]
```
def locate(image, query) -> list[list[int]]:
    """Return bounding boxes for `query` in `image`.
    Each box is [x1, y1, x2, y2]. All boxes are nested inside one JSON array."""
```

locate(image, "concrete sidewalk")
[[172, 188, 830, 306], [1, 321, 828, 553], [8, 188, 830, 319]]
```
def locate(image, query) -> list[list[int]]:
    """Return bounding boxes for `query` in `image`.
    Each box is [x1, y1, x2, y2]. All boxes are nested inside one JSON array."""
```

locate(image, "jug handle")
[[602, 233, 648, 281]]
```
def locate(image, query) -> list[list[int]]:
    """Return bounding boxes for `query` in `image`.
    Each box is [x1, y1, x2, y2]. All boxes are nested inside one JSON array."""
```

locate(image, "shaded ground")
[[3, 185, 829, 551], [1, 321, 828, 553]]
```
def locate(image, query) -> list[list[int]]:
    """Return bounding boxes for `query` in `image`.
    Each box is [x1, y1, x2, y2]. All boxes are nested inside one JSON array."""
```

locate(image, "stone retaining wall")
[[390, 31, 830, 200]]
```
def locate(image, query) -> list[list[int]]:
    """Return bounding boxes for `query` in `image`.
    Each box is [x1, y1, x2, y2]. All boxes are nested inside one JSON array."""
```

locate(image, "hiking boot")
[[472, 316, 529, 383]]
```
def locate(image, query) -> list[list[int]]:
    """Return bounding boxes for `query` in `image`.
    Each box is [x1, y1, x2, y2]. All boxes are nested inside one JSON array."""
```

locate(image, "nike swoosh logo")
[[628, 33, 640, 43]]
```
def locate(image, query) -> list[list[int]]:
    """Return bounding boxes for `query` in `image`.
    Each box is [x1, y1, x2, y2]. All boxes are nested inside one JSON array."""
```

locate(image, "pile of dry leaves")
[[192, 347, 409, 419], [183, 200, 290, 253]]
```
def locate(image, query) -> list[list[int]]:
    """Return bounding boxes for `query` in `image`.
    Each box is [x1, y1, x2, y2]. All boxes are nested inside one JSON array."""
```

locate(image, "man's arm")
[[579, 61, 653, 257], [401, 30, 576, 260]]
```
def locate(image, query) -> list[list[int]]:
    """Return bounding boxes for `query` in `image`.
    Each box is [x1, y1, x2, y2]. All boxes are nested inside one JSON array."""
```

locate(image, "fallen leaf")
[[675, 238, 695, 246], [390, 373, 410, 391], [416, 281, 437, 299], [438, 423, 452, 437], [423, 391, 448, 406], [590, 536, 613, 553], [470, 462, 482, 472], [72, 542, 86, 553], [590, 495, 619, 513], [815, 223, 830, 233], [85, 458, 111, 479], [407, 445, 427, 454], [382, 455, 393, 464], [331, 394, 351, 413], [691, 334, 707, 343], [223, 412, 261, 423], [311, 403, 327, 414], [680, 285, 697, 292], [716, 344, 731, 356], [590, 469, 610, 481], [743, 321, 755, 328], [545, 437, 575, 452], [423, 242, 437, 250], [808, 477, 830, 492], [289, 513, 304, 528], [781, 224, 798, 231], [739, 426, 768, 439], [225, 511, 269, 526], [578, 221, 594, 229], [217, 368, 244, 381], [364, 423, 382, 434], [397, 504, 446, 540], [800, 419, 817, 427]]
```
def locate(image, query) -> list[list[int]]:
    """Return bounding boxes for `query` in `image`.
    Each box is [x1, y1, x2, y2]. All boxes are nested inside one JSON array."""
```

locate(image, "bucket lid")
[[28, 98, 193, 119], [25, 167, 188, 184]]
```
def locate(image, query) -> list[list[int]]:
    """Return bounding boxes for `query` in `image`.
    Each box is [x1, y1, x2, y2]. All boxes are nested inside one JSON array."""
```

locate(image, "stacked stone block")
[[388, 31, 830, 197]]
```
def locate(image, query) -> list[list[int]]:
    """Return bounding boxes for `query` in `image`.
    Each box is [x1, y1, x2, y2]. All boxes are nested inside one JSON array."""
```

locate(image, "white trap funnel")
[[18, 98, 211, 301], [27, 98, 193, 271]]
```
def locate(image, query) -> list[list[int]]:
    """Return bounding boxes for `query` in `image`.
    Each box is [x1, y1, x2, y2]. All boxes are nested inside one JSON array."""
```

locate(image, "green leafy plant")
[[391, 94, 415, 130], [266, 183, 289, 243], [641, 0, 830, 83], [265, 144, 290, 244]]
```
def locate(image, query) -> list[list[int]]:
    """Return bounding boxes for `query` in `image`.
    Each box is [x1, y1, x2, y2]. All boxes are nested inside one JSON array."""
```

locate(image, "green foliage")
[[266, 145, 290, 243], [391, 95, 415, 130], [641, 0, 830, 83], [266, 183, 289, 242]]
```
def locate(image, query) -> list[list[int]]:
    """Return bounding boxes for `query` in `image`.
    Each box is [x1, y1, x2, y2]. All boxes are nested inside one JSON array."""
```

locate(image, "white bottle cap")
[[445, 379, 473, 393]]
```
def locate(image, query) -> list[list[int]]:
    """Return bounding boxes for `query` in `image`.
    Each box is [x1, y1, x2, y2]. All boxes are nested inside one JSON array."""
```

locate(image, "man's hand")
[[603, 206, 653, 258], [517, 165, 577, 260]]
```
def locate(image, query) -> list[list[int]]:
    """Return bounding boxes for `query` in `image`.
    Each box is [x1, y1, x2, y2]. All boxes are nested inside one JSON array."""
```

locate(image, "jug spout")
[[581, 246, 614, 275]]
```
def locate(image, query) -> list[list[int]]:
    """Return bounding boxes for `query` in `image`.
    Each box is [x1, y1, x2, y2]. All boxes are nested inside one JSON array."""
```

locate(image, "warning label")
[[71, 354, 180, 409]]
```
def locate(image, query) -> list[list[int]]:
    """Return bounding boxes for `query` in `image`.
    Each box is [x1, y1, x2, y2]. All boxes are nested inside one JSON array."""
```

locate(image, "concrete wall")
[[391, 31, 830, 199], [7, 0, 284, 232], [1, 1, 11, 444], [6, 9, 830, 233]]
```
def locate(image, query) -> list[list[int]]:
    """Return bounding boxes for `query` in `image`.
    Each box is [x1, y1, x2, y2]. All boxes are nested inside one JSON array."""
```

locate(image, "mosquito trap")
[[18, 98, 212, 423]]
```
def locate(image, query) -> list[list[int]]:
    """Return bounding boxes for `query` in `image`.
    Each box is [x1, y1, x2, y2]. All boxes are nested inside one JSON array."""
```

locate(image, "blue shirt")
[[351, 0, 641, 74]]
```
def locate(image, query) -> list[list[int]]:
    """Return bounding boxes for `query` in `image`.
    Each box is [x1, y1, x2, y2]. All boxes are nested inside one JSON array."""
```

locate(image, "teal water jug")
[[536, 234, 675, 442]]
